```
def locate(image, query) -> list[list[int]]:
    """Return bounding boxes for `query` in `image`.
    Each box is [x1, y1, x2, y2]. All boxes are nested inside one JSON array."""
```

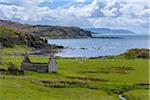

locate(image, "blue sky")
[[0, 0, 150, 34]]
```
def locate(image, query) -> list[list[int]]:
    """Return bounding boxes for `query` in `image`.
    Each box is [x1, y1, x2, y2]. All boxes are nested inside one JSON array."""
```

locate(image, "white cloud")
[[0, 5, 24, 19], [138, 9, 150, 17], [101, 0, 118, 17], [0, 0, 149, 33], [119, 2, 146, 18], [89, 17, 148, 33], [41, 0, 99, 20], [101, 7, 117, 17], [0, 0, 99, 20]]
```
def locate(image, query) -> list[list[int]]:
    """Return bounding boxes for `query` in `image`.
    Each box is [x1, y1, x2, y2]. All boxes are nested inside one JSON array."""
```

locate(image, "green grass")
[[2, 45, 31, 55], [123, 89, 150, 100], [2, 56, 149, 83], [0, 49, 149, 100], [0, 79, 118, 100]]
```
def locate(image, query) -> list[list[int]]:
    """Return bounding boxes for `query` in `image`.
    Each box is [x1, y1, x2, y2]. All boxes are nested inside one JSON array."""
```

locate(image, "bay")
[[48, 35, 149, 58]]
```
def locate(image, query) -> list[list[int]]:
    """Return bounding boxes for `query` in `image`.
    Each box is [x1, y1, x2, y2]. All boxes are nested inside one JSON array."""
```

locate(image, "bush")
[[120, 48, 150, 59], [7, 62, 24, 75]]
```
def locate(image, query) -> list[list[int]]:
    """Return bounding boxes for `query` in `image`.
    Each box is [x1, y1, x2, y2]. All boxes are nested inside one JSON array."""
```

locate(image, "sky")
[[0, 0, 150, 34]]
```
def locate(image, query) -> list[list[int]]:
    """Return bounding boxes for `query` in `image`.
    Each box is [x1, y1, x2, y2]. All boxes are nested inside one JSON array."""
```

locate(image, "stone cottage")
[[21, 54, 57, 73]]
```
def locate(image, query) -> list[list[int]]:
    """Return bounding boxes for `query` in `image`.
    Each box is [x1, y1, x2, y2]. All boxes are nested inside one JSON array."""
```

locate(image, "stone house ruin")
[[21, 54, 57, 73]]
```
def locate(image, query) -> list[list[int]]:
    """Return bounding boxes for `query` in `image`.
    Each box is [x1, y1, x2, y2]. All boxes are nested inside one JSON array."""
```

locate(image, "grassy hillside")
[[120, 48, 150, 59], [28, 25, 92, 39], [0, 19, 29, 30], [0, 26, 48, 48], [101, 48, 150, 59], [0, 19, 92, 39]]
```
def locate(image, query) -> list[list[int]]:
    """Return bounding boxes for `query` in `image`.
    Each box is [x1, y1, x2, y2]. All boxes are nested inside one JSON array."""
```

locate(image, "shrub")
[[7, 62, 24, 75], [120, 48, 149, 59]]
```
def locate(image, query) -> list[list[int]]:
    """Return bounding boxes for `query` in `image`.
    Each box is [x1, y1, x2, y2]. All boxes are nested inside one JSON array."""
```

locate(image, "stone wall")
[[21, 62, 48, 72]]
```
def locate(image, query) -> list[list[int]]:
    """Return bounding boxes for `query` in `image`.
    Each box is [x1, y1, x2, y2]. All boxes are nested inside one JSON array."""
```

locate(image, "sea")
[[48, 34, 149, 58]]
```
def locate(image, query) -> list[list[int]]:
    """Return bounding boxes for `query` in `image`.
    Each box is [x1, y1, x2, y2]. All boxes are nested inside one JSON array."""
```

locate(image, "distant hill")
[[87, 28, 134, 34], [27, 25, 92, 39], [0, 19, 92, 39]]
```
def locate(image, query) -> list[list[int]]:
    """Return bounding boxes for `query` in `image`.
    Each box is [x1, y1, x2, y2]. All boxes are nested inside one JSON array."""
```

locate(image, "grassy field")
[[0, 47, 149, 100], [1, 45, 31, 55], [124, 89, 150, 100], [0, 79, 119, 100]]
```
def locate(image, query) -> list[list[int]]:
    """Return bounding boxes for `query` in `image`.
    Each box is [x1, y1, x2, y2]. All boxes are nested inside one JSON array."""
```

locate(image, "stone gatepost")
[[48, 53, 57, 73], [23, 53, 30, 63]]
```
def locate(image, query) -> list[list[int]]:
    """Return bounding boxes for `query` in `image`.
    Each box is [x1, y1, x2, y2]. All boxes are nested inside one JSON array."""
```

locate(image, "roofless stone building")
[[21, 54, 57, 73], [21, 52, 57, 73]]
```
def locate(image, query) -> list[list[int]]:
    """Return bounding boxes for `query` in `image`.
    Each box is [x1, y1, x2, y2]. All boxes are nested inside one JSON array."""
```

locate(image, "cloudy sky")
[[0, 0, 150, 34]]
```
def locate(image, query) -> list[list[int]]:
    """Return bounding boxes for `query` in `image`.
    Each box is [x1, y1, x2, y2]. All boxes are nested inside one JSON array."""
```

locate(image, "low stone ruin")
[[21, 54, 57, 73]]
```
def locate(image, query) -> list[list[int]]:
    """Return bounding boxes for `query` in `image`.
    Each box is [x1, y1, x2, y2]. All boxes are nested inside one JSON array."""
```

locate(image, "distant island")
[[87, 28, 135, 34]]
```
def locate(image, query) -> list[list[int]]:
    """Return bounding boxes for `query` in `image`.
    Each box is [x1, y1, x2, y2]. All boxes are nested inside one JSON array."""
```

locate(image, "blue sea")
[[48, 35, 149, 58]]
